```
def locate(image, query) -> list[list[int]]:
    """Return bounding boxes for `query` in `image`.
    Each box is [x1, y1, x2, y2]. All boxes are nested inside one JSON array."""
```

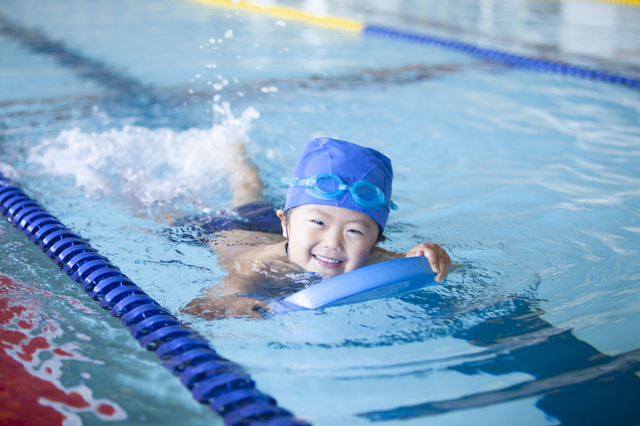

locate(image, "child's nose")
[[322, 229, 343, 250]]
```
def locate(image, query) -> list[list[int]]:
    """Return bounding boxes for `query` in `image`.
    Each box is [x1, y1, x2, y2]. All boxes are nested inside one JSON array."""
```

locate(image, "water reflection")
[[359, 298, 640, 424]]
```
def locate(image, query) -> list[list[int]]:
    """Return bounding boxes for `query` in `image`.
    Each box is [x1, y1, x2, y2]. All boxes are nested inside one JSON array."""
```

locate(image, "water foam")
[[28, 103, 260, 212]]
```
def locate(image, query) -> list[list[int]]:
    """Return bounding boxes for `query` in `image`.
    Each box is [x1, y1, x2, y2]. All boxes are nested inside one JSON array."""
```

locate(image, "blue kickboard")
[[272, 256, 437, 313]]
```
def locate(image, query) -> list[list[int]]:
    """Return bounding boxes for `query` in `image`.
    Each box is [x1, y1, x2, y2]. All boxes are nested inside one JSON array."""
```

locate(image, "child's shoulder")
[[206, 229, 285, 249], [206, 229, 286, 271], [368, 246, 405, 265], [205, 230, 308, 293]]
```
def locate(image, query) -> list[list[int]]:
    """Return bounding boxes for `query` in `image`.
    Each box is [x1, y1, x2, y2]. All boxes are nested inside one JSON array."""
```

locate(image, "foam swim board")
[[272, 256, 437, 313]]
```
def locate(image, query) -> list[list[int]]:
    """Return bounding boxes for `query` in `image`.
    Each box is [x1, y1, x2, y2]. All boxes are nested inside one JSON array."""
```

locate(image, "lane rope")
[[363, 24, 640, 88], [0, 174, 310, 426], [190, 0, 640, 89]]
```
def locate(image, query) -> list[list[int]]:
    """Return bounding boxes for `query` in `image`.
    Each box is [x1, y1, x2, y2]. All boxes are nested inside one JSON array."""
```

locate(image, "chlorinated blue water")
[[1, 0, 640, 425]]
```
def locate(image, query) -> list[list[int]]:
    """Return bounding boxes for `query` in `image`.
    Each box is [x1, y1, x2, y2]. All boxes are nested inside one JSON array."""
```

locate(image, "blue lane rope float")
[[363, 24, 640, 89], [0, 174, 310, 426]]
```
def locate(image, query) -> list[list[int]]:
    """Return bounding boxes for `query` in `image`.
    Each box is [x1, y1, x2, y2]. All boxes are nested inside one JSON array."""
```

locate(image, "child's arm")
[[372, 243, 451, 283], [183, 269, 273, 320], [187, 237, 288, 319], [185, 292, 269, 319]]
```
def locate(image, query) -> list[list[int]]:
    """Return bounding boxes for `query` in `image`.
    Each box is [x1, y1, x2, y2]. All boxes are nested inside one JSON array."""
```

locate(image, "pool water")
[[1, 0, 640, 425]]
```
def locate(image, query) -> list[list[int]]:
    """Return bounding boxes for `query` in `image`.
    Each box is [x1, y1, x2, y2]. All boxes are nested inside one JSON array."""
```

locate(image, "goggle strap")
[[281, 177, 297, 186]]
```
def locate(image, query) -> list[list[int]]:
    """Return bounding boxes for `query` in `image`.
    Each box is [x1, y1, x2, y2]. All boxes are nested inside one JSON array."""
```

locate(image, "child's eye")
[[311, 220, 325, 226], [348, 229, 364, 235]]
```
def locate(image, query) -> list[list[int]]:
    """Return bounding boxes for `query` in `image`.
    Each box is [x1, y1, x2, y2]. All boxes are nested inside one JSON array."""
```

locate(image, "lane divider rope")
[[0, 174, 310, 426], [190, 0, 640, 89], [363, 24, 640, 88]]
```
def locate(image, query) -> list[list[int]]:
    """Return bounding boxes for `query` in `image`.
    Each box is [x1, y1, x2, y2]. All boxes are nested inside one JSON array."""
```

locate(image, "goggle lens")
[[353, 182, 379, 203], [316, 176, 341, 193]]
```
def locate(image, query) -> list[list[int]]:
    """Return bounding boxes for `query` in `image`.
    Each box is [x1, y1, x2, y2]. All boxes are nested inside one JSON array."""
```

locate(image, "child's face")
[[279, 204, 380, 277]]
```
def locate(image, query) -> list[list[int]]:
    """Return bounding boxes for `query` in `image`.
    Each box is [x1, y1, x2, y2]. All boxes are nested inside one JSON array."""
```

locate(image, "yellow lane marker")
[[580, 0, 640, 6], [189, 0, 364, 32]]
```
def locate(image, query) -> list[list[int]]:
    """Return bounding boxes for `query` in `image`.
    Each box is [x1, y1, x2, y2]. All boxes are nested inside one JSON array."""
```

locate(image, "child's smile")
[[312, 253, 344, 269], [279, 204, 380, 277]]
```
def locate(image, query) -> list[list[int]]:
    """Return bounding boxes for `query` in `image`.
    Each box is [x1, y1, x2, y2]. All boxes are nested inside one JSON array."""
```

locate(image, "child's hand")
[[406, 243, 451, 283]]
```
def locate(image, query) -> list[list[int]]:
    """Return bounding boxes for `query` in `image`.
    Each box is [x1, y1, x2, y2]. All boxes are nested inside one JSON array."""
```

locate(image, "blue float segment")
[[121, 303, 171, 327], [17, 210, 54, 231], [81, 267, 126, 292], [62, 251, 108, 273], [210, 389, 276, 413], [46, 237, 86, 259], [129, 314, 181, 338], [273, 256, 437, 313], [6, 199, 39, 219], [30, 222, 65, 242], [110, 294, 159, 317], [138, 324, 197, 350], [26, 218, 64, 241], [223, 403, 292, 426], [11, 205, 41, 226], [100, 285, 147, 309], [162, 348, 223, 374], [179, 359, 236, 387], [39, 228, 77, 250], [154, 336, 210, 360], [0, 185, 20, 197], [90, 276, 137, 300], [191, 372, 255, 403], [2, 195, 30, 212], [55, 245, 98, 267], [0, 192, 26, 211], [71, 259, 112, 282]]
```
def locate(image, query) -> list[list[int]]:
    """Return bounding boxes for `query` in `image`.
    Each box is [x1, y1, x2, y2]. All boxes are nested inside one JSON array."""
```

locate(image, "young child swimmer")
[[184, 137, 450, 318]]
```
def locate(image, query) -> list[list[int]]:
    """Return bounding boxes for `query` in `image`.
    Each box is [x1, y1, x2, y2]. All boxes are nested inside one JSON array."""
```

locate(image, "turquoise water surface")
[[1, 0, 640, 425]]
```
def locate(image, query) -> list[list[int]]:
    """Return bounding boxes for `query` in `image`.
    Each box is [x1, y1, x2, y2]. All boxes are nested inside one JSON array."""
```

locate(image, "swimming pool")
[[2, 0, 640, 424]]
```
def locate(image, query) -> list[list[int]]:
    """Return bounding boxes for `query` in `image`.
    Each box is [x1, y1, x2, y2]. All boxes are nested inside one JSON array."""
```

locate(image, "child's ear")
[[276, 209, 288, 238]]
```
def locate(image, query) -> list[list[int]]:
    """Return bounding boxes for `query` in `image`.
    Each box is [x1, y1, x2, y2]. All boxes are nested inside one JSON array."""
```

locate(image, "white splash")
[[0, 161, 22, 185], [28, 103, 260, 209]]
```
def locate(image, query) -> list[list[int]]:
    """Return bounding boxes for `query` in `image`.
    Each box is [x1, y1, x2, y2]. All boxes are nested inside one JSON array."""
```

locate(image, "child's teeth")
[[316, 255, 339, 263]]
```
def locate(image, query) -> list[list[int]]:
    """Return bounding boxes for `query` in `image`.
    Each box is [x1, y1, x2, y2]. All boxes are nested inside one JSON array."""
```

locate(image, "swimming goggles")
[[282, 173, 398, 210]]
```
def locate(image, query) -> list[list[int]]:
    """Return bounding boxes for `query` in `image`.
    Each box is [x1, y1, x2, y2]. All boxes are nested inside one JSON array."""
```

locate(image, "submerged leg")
[[226, 142, 266, 207]]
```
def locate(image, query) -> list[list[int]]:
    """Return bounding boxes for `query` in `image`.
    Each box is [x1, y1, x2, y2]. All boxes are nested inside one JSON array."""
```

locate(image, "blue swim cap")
[[284, 137, 394, 230]]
